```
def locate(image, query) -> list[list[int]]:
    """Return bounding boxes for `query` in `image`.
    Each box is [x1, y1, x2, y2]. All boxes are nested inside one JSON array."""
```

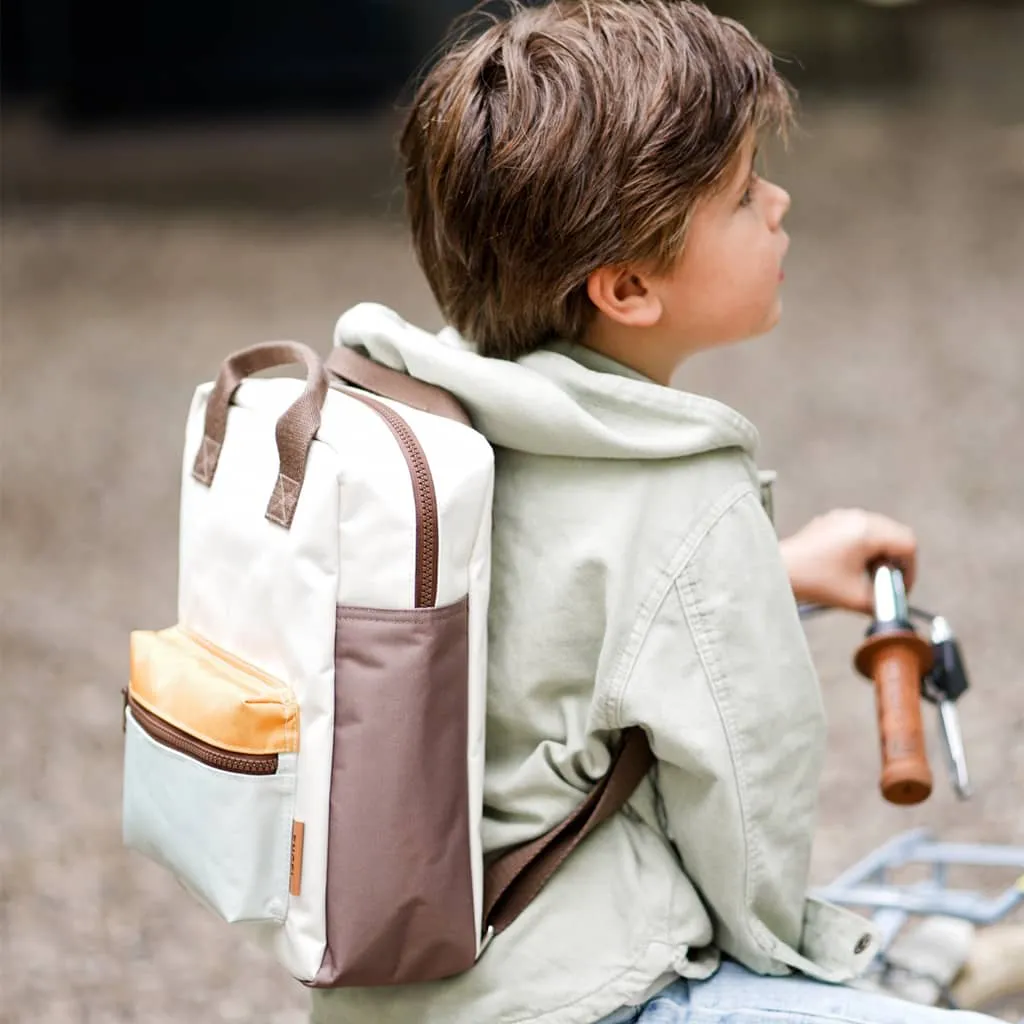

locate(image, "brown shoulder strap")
[[482, 727, 654, 937], [326, 345, 472, 427]]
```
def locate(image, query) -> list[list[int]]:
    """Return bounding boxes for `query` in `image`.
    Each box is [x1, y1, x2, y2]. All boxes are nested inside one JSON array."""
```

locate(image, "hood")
[[333, 303, 758, 461]]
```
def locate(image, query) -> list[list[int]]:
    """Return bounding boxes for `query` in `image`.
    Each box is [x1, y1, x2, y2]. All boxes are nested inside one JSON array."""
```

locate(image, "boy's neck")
[[581, 316, 689, 387]]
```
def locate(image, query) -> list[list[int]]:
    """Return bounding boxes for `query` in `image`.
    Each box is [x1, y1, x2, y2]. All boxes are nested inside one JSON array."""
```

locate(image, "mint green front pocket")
[[122, 707, 297, 923]]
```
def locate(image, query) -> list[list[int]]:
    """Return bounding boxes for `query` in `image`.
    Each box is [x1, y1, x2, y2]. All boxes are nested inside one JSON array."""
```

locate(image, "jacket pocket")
[[122, 626, 300, 924]]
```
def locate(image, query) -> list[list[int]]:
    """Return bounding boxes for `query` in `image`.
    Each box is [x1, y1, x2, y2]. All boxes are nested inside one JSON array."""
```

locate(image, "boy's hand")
[[779, 509, 917, 615]]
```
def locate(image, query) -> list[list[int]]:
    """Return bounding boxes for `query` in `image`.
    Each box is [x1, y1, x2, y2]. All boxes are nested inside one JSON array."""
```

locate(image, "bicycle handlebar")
[[853, 565, 935, 806]]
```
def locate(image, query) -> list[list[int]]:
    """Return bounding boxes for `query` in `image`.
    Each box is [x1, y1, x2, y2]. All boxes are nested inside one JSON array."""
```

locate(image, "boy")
[[314, 2, 993, 1022]]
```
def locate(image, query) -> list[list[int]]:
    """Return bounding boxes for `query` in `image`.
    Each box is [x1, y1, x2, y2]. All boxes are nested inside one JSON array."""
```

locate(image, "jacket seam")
[[673, 491, 777, 964], [675, 564, 760, 950], [603, 481, 756, 728]]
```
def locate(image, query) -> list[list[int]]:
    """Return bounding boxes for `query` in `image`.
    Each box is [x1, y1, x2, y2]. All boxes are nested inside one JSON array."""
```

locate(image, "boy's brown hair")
[[400, 0, 792, 360]]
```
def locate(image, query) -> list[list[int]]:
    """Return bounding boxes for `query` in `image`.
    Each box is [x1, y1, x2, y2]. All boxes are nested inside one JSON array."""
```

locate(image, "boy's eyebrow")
[[744, 145, 760, 184], [731, 144, 759, 195]]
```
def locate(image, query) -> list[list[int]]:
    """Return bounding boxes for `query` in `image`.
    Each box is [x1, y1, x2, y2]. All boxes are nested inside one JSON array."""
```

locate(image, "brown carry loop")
[[482, 726, 655, 937], [326, 345, 472, 427], [192, 341, 329, 529]]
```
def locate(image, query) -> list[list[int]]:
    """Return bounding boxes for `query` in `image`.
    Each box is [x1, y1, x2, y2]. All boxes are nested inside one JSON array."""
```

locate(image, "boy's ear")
[[586, 265, 663, 328]]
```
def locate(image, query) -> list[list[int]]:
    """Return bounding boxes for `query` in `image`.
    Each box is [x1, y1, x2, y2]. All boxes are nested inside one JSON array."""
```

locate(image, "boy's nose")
[[770, 183, 791, 228]]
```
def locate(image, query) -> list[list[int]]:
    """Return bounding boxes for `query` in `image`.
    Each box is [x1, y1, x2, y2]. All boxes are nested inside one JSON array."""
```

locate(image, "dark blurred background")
[[0, 0, 959, 122], [2, 1, 1023, 1022], [1, 0, 466, 121]]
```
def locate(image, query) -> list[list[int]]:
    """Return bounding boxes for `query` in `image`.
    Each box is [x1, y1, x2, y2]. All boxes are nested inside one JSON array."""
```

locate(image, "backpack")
[[121, 323, 653, 987]]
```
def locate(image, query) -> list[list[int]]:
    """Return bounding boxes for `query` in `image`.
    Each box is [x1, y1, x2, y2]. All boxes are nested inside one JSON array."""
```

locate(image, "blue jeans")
[[597, 961, 998, 1023]]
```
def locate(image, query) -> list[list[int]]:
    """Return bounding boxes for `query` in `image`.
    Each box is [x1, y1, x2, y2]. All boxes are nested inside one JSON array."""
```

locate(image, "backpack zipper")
[[339, 388, 439, 609], [127, 693, 280, 776]]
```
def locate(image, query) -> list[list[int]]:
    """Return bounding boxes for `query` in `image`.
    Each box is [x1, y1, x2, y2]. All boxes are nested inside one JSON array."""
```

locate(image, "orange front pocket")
[[129, 627, 299, 755]]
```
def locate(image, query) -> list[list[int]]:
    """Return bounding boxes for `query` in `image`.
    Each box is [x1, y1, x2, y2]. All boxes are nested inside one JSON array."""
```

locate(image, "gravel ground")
[[2, 7, 1023, 1022]]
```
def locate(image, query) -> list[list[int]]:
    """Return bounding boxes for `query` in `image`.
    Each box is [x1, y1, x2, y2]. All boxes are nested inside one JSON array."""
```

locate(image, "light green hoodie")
[[312, 304, 880, 1024]]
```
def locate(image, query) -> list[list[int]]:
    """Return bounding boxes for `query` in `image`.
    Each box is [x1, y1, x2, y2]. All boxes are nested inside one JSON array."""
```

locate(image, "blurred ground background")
[[2, 1, 1023, 1021]]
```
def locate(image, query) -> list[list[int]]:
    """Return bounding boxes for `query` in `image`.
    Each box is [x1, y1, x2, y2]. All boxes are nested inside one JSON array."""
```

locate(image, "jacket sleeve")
[[610, 484, 879, 981]]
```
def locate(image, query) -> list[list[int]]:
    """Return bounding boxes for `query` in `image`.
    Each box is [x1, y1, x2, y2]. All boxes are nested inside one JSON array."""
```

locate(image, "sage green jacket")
[[312, 305, 879, 1024]]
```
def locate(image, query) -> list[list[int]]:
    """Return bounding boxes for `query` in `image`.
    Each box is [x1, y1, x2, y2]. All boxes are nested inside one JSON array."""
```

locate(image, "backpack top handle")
[[192, 341, 329, 529]]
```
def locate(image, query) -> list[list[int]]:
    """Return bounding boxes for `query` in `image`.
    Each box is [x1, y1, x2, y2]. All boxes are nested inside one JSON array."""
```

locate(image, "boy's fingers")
[[864, 515, 918, 592], [846, 577, 876, 616]]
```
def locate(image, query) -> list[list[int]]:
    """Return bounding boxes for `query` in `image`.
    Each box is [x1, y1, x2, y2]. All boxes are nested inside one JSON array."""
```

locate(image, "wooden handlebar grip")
[[854, 631, 934, 806]]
